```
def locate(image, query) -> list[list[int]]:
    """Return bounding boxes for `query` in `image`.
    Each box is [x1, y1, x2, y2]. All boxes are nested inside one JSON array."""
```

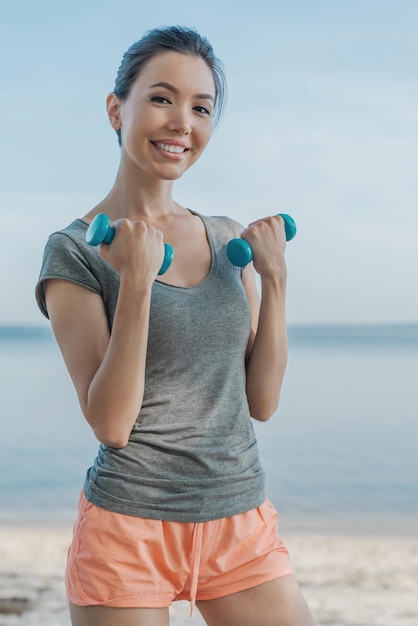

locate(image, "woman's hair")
[[112, 25, 227, 146]]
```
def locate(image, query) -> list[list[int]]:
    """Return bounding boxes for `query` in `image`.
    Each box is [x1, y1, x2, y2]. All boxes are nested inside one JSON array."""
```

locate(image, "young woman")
[[36, 26, 316, 626]]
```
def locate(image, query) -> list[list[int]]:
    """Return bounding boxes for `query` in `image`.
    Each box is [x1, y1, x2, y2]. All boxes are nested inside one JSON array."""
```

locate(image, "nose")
[[167, 107, 192, 134]]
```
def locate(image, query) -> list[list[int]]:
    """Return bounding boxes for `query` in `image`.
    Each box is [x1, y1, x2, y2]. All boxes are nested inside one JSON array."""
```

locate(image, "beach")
[[1, 525, 417, 626]]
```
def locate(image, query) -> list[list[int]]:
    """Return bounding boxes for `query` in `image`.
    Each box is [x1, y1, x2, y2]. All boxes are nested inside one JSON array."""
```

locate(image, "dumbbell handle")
[[86, 213, 174, 276], [226, 213, 296, 267]]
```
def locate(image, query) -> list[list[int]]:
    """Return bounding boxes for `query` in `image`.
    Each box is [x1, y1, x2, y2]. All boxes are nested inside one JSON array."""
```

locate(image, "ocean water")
[[1, 324, 417, 536]]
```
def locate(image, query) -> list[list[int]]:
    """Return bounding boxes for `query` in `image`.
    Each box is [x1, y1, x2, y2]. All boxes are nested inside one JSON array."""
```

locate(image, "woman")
[[36, 25, 316, 626]]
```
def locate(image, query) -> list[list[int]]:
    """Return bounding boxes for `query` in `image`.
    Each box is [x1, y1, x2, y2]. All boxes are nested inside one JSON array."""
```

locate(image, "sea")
[[1, 323, 417, 537]]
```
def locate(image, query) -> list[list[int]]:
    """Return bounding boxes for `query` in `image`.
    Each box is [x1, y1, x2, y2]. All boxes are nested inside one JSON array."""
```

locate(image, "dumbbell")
[[86, 213, 174, 275], [226, 213, 297, 267]]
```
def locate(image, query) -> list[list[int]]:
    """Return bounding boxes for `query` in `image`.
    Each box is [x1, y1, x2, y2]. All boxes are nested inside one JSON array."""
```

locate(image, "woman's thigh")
[[196, 575, 316, 626], [69, 603, 169, 626]]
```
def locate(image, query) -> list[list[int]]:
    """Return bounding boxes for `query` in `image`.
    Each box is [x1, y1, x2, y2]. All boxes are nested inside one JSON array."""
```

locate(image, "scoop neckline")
[[76, 211, 217, 292]]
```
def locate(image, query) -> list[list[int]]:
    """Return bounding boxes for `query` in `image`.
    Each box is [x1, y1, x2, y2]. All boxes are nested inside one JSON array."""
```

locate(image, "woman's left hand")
[[241, 215, 287, 280]]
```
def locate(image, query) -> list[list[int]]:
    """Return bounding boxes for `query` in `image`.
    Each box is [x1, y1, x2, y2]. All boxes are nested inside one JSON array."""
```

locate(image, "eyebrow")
[[148, 81, 215, 102]]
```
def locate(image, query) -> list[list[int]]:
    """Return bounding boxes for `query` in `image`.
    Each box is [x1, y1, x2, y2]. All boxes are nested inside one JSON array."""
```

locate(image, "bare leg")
[[197, 575, 316, 626], [69, 603, 170, 626]]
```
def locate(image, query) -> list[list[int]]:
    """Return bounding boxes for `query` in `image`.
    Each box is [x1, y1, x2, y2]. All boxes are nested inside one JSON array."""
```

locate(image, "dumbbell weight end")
[[86, 213, 115, 246], [159, 244, 174, 276]]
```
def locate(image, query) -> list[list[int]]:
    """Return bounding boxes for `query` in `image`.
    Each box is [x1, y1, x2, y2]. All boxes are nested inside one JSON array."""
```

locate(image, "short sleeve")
[[35, 231, 102, 319]]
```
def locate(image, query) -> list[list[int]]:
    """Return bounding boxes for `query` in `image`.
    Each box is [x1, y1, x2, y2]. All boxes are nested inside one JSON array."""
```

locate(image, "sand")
[[0, 526, 417, 626]]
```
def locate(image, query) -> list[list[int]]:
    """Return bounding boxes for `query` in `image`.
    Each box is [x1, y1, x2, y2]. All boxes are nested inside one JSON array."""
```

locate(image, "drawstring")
[[189, 522, 203, 617]]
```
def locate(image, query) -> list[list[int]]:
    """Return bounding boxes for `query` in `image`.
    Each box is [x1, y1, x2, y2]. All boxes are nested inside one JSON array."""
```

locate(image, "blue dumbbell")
[[86, 213, 174, 276], [226, 213, 297, 267]]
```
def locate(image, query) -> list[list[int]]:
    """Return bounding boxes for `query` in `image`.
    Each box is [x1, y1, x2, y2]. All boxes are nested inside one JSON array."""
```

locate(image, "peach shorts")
[[66, 491, 292, 614]]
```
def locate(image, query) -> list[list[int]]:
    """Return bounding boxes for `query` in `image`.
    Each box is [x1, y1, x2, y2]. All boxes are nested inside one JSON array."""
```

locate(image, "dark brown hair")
[[112, 25, 227, 146]]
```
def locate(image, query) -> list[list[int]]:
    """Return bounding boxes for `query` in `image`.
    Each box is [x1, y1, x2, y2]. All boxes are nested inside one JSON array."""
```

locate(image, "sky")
[[0, 0, 417, 325]]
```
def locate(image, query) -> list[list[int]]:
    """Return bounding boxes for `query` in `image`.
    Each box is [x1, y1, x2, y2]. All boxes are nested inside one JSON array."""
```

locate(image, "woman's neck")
[[85, 161, 185, 223]]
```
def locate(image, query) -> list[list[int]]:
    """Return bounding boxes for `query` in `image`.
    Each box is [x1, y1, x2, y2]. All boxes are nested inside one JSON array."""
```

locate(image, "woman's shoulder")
[[44, 219, 105, 265], [36, 219, 112, 319], [193, 211, 244, 239], [46, 218, 89, 246]]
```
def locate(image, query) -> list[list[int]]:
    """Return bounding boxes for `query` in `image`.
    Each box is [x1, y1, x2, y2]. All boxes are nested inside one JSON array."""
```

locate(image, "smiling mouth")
[[153, 142, 189, 154]]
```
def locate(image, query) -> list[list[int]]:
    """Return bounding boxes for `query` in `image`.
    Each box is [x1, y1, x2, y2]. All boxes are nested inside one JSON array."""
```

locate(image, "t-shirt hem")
[[83, 483, 266, 523]]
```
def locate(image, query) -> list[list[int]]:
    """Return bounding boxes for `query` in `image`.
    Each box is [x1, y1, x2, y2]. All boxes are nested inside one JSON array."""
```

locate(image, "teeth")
[[155, 143, 186, 154]]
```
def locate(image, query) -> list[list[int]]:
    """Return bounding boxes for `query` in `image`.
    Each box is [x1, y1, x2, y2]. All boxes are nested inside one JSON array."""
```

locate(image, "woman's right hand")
[[99, 218, 165, 284]]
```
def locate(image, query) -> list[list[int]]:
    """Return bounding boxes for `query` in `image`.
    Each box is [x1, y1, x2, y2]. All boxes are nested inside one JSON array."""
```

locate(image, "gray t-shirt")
[[36, 212, 265, 522]]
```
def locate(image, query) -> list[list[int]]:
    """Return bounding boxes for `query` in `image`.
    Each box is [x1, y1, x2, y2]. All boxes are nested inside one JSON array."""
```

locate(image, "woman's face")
[[110, 51, 216, 181]]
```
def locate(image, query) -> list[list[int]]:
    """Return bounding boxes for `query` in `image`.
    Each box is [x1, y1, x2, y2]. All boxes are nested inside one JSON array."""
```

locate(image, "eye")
[[151, 95, 172, 104], [193, 105, 211, 116]]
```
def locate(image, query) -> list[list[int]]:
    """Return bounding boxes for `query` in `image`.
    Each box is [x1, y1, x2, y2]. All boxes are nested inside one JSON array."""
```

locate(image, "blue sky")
[[1, 0, 417, 324]]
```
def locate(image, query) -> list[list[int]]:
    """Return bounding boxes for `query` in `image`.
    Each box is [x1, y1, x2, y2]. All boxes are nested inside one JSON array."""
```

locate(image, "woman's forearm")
[[245, 274, 288, 422]]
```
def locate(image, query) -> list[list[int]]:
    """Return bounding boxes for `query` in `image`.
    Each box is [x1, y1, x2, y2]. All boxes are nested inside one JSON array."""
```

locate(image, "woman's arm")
[[242, 216, 288, 422], [45, 218, 165, 448]]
